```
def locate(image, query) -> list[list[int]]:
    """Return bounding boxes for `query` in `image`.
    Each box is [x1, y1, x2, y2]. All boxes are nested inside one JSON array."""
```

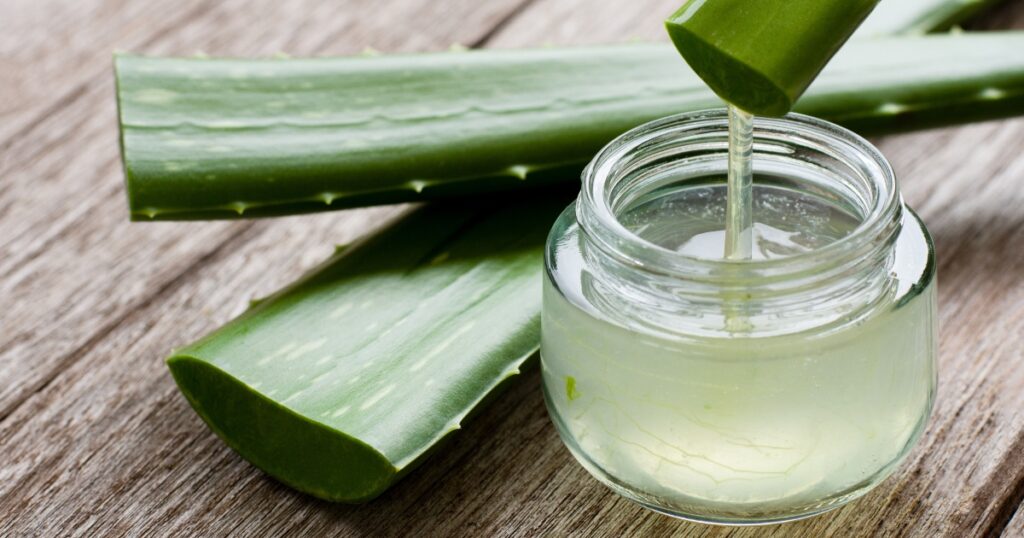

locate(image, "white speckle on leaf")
[[285, 338, 327, 361], [276, 342, 299, 355], [507, 165, 529, 180], [876, 103, 906, 115], [409, 322, 476, 372], [282, 389, 306, 404], [331, 405, 351, 418], [134, 88, 179, 105], [360, 384, 395, 410], [408, 180, 427, 193], [342, 138, 369, 149], [329, 302, 353, 319], [208, 121, 245, 129], [979, 88, 1005, 100]]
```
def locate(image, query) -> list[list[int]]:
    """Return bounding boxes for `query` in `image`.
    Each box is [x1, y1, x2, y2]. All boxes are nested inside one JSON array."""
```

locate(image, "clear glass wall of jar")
[[541, 110, 937, 525]]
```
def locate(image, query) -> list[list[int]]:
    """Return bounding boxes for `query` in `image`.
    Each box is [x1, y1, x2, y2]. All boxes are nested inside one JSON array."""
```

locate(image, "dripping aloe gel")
[[539, 111, 936, 524]]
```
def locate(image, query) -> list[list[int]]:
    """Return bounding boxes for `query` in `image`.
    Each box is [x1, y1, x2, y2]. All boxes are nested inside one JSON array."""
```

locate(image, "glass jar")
[[541, 110, 937, 525]]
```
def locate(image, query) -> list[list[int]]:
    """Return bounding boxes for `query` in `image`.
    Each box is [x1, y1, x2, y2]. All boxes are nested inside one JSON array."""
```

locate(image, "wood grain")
[[2, 0, 1024, 536], [0, 0, 533, 417]]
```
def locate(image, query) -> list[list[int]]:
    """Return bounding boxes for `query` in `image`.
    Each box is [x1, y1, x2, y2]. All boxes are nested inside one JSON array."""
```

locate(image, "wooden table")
[[3, 1, 1024, 536]]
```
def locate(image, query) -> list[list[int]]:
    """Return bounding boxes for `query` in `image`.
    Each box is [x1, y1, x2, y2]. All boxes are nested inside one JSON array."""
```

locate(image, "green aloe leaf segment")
[[666, 0, 881, 116], [169, 196, 570, 501], [117, 34, 1024, 220]]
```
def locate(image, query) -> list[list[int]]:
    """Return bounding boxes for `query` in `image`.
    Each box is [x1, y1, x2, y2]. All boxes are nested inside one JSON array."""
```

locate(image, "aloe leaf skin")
[[166, 193, 571, 502], [116, 33, 1024, 221]]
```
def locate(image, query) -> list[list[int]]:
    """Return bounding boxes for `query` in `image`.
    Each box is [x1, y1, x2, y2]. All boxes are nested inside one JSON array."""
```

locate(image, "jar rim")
[[577, 109, 903, 281]]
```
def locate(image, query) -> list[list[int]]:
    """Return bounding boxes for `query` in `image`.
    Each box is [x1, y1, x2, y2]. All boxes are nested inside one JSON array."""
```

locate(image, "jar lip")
[[577, 109, 903, 280]]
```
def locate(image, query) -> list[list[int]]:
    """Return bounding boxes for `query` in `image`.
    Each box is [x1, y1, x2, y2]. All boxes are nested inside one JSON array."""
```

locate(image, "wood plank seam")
[[0, 159, 120, 282], [983, 435, 1024, 536], [0, 82, 92, 187], [469, 0, 543, 47], [0, 0, 220, 153], [0, 221, 263, 425]]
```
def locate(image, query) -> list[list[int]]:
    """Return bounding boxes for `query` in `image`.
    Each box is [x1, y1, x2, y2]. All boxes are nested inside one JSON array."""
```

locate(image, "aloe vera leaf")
[[116, 33, 1024, 221], [858, 0, 1002, 36], [167, 193, 572, 502], [116, 33, 1024, 220], [665, 0, 881, 116]]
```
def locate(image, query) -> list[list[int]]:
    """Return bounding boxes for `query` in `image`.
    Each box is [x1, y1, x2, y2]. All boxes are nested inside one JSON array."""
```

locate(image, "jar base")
[[542, 381, 883, 526]]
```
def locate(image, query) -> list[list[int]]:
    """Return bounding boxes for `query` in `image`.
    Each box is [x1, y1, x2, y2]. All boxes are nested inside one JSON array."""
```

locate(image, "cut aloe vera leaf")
[[665, 0, 881, 116], [859, 0, 1002, 36], [167, 193, 571, 502], [116, 33, 1024, 220]]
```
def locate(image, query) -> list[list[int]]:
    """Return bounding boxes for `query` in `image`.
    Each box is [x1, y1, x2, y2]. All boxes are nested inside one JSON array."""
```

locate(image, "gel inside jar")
[[541, 110, 937, 525]]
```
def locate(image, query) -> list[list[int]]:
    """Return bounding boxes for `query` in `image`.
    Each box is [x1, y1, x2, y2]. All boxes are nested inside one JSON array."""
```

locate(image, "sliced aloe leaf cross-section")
[[168, 196, 568, 501]]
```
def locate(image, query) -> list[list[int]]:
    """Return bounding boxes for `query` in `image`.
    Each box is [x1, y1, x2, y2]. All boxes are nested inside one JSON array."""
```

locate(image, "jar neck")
[[575, 110, 904, 338]]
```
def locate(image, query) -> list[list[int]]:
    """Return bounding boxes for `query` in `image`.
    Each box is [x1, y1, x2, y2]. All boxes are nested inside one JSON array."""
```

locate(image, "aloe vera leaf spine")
[[116, 33, 1024, 220], [167, 194, 571, 502]]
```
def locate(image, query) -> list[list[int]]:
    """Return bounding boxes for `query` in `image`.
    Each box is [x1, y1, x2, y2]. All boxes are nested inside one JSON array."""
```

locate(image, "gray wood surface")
[[2, 0, 1024, 536]]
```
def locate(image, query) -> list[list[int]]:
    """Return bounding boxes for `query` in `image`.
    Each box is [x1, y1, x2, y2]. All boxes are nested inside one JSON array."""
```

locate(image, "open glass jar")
[[541, 110, 937, 525]]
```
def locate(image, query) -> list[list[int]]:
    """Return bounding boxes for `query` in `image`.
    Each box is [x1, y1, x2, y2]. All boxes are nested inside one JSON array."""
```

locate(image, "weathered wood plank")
[[1005, 504, 1024, 537], [487, 0, 682, 47], [0, 0, 534, 419], [0, 0, 210, 145], [1, 0, 1024, 536]]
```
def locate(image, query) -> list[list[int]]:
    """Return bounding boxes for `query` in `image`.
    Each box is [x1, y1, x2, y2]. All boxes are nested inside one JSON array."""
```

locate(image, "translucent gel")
[[541, 183, 936, 523]]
